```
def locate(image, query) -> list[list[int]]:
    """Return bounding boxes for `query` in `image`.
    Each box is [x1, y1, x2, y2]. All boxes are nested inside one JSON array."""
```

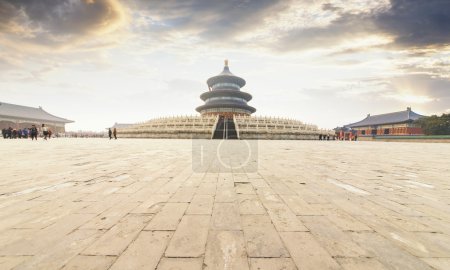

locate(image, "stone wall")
[[358, 135, 450, 143], [116, 115, 334, 140], [117, 131, 211, 139], [239, 131, 323, 140]]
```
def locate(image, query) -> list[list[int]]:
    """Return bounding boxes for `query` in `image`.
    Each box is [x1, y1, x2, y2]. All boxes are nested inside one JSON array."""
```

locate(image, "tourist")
[[18, 129, 23, 139], [108, 128, 112, 140], [7, 127, 12, 139], [113, 128, 117, 140], [1, 128, 6, 139], [48, 129, 52, 139], [42, 124, 49, 140], [30, 125, 38, 140], [23, 128, 28, 139], [12, 129, 17, 139]]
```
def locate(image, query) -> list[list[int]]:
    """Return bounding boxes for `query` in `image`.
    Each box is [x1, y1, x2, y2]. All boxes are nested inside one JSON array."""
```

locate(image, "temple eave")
[[200, 90, 252, 101]]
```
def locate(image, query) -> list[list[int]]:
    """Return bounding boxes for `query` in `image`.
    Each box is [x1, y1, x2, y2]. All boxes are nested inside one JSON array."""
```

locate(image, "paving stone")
[[0, 214, 96, 255], [241, 215, 289, 258], [109, 231, 172, 270], [145, 202, 188, 231], [238, 194, 266, 215], [264, 203, 309, 232], [0, 256, 30, 270], [14, 229, 102, 270], [80, 202, 139, 230], [204, 230, 249, 270], [249, 258, 297, 270], [357, 215, 449, 257], [157, 258, 203, 270], [197, 182, 217, 195], [336, 257, 387, 270], [300, 216, 369, 257], [82, 214, 151, 256], [235, 183, 255, 195], [131, 194, 171, 214], [0, 229, 38, 250], [280, 232, 341, 270], [280, 195, 318, 216], [0, 213, 41, 231], [186, 194, 214, 215], [421, 258, 450, 270], [211, 202, 241, 231], [165, 215, 210, 257], [115, 182, 148, 194], [75, 193, 128, 214], [349, 232, 434, 270], [1, 139, 450, 269], [61, 255, 116, 270], [168, 187, 197, 202], [215, 187, 237, 203]]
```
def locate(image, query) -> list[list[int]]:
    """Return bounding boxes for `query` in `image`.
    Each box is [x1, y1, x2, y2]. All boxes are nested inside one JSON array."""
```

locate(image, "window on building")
[[384, 128, 390, 135], [361, 130, 366, 135], [371, 129, 377, 135]]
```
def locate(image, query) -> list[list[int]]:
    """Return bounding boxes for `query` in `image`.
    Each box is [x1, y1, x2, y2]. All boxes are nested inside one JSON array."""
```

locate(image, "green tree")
[[415, 114, 450, 135]]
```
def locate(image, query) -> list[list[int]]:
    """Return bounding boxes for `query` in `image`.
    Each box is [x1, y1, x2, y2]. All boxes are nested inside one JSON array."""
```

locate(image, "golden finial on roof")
[[224, 59, 229, 67]]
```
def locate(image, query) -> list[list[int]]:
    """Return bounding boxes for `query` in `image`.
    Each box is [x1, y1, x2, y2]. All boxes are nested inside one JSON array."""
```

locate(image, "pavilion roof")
[[206, 62, 246, 87], [345, 108, 425, 128], [0, 102, 74, 123]]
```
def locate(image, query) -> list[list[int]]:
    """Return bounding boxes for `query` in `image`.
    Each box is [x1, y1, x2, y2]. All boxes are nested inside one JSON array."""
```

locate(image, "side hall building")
[[344, 107, 425, 137], [0, 102, 73, 133]]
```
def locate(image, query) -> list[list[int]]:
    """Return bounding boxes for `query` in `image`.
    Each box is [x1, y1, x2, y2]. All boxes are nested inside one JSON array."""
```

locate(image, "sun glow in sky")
[[1, 0, 449, 131]]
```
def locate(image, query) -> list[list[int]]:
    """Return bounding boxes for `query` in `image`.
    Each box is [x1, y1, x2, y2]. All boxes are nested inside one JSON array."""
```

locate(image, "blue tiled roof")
[[206, 65, 246, 87], [345, 108, 425, 128]]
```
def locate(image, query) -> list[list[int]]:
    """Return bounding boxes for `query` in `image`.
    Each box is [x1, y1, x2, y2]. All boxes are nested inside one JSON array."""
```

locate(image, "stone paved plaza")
[[1, 139, 450, 270]]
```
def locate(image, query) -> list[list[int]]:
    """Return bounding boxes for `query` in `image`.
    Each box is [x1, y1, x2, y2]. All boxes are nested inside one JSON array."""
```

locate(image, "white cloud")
[[383, 93, 434, 104]]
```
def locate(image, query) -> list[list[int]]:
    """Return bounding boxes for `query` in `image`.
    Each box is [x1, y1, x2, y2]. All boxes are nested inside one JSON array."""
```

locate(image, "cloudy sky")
[[1, 0, 449, 131]]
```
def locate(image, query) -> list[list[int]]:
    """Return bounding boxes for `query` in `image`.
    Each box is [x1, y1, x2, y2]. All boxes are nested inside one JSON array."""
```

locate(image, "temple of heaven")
[[196, 60, 256, 117], [116, 60, 333, 140]]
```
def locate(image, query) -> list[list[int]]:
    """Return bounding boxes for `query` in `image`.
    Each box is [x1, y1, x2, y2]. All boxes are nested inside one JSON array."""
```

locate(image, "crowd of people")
[[1, 124, 52, 140]]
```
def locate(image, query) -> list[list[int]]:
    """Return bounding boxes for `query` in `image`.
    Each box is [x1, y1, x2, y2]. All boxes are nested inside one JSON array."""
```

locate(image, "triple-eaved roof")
[[345, 107, 425, 128], [0, 102, 73, 123]]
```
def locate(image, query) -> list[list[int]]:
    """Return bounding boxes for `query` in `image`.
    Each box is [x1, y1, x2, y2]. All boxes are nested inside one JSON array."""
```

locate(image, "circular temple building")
[[116, 60, 333, 140], [196, 60, 256, 117]]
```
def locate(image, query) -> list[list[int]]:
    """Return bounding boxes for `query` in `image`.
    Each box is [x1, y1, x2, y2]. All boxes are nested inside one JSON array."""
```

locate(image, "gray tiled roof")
[[206, 65, 246, 87], [0, 102, 73, 123], [345, 108, 425, 128]]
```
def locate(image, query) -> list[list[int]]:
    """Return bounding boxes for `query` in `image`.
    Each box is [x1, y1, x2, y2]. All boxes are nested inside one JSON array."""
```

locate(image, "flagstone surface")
[[0, 138, 450, 270]]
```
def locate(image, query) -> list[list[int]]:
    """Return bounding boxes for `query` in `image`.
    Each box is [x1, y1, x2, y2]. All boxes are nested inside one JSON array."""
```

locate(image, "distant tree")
[[415, 114, 450, 135]]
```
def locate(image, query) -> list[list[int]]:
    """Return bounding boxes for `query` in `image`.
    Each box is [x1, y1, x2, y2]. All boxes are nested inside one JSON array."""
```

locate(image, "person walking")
[[42, 124, 48, 140], [30, 125, 38, 140], [113, 128, 117, 140], [108, 128, 112, 140], [1, 128, 5, 139]]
